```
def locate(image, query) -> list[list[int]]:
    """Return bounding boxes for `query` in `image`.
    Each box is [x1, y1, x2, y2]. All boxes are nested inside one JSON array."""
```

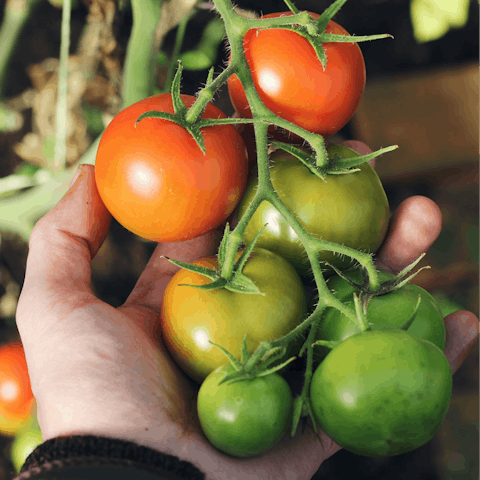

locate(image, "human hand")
[[15, 143, 478, 480]]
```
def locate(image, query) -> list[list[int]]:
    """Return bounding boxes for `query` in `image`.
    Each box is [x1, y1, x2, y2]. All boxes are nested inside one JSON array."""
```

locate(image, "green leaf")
[[171, 61, 187, 116], [233, 224, 267, 276], [326, 145, 398, 173], [270, 142, 326, 180], [209, 341, 242, 371], [257, 346, 287, 369], [254, 355, 296, 377], [399, 295, 422, 331], [323, 262, 364, 290], [135, 111, 178, 126], [319, 33, 393, 43], [352, 292, 369, 331], [184, 124, 206, 154], [311, 339, 340, 350], [217, 223, 230, 270], [386, 254, 429, 291], [308, 36, 327, 70], [179, 277, 228, 291], [220, 372, 253, 386], [223, 273, 265, 295], [241, 335, 250, 363], [316, 0, 349, 32], [259, 345, 285, 362], [326, 167, 361, 175], [206, 66, 215, 86], [161, 256, 218, 280], [291, 397, 304, 437], [306, 399, 318, 435]]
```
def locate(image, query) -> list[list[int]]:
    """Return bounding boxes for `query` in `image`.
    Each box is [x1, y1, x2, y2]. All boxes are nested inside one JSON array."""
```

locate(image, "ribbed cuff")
[[15, 435, 205, 480]]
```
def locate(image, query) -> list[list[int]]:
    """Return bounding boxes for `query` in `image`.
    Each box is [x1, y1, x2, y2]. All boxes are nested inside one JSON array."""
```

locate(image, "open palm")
[[16, 143, 479, 480]]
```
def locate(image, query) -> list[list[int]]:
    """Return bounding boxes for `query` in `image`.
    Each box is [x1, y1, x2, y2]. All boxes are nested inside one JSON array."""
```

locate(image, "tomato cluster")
[[94, 7, 453, 460]]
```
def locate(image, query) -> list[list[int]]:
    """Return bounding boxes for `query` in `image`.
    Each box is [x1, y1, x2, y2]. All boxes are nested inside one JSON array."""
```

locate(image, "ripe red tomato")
[[0, 341, 35, 435], [95, 94, 248, 242], [228, 12, 366, 139]]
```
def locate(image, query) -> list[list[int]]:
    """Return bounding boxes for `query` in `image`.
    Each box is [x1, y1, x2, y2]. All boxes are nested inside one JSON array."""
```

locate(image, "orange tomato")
[[0, 341, 35, 436]]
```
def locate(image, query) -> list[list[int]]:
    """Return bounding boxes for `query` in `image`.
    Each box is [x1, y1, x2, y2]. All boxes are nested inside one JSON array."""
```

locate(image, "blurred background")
[[0, 0, 478, 478]]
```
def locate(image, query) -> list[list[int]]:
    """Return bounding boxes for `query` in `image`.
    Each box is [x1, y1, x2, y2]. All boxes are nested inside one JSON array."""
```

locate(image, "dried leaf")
[[154, 0, 197, 50]]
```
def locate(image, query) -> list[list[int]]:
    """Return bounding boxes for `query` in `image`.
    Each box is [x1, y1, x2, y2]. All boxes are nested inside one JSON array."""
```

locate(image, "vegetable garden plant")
[[94, 0, 454, 459]]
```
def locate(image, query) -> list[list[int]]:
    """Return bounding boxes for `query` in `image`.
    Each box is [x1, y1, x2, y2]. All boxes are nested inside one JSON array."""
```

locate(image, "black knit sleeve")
[[11, 435, 205, 480]]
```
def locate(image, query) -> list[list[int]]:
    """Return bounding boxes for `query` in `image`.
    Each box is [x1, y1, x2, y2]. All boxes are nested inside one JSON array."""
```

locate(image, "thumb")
[[17, 164, 111, 325]]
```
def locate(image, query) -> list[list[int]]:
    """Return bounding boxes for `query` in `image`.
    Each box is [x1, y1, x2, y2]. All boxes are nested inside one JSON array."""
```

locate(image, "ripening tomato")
[[197, 363, 293, 457], [228, 12, 366, 139], [237, 145, 390, 277], [312, 269, 446, 362], [310, 330, 452, 457], [0, 341, 35, 436], [95, 94, 248, 242], [160, 248, 307, 384]]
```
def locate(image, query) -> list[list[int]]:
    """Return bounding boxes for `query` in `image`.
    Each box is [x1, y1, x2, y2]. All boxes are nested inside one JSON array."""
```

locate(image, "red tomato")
[[228, 12, 366, 139], [0, 341, 34, 435], [95, 94, 248, 242]]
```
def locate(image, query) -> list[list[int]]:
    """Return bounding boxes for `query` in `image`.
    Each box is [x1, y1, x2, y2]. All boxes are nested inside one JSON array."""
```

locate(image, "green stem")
[[53, 0, 72, 173], [184, 62, 237, 123], [283, 0, 300, 14], [122, 0, 164, 108], [0, 0, 42, 101], [221, 120, 272, 281]]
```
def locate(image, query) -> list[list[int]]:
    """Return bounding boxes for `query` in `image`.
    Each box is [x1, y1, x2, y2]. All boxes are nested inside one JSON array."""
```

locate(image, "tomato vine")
[[119, 0, 431, 439]]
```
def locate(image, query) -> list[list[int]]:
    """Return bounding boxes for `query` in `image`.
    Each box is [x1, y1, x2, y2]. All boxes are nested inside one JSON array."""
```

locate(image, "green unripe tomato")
[[312, 270, 446, 361], [197, 364, 293, 457], [237, 145, 390, 277], [310, 330, 452, 457], [10, 413, 42, 472]]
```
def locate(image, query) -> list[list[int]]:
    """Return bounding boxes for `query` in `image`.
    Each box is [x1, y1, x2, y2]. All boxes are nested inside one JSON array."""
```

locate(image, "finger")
[[340, 140, 375, 168], [17, 165, 111, 316], [123, 225, 223, 311], [444, 310, 479, 375], [375, 195, 442, 273]]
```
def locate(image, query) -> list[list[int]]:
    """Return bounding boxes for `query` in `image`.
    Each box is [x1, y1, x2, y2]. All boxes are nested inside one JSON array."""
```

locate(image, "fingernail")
[[69, 164, 85, 189]]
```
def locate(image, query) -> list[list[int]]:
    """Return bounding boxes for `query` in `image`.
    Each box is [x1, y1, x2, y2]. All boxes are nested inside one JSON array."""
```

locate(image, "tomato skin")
[[228, 12, 366, 138], [0, 341, 35, 436], [197, 363, 293, 457], [310, 330, 452, 457], [95, 94, 248, 242], [313, 270, 446, 361], [160, 248, 307, 384], [237, 145, 390, 277]]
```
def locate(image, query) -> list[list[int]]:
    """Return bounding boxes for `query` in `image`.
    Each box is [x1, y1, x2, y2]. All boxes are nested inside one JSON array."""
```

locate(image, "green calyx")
[[271, 141, 399, 179], [326, 253, 431, 314], [162, 223, 269, 295], [136, 62, 258, 154], [256, 0, 393, 71], [210, 334, 297, 386]]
